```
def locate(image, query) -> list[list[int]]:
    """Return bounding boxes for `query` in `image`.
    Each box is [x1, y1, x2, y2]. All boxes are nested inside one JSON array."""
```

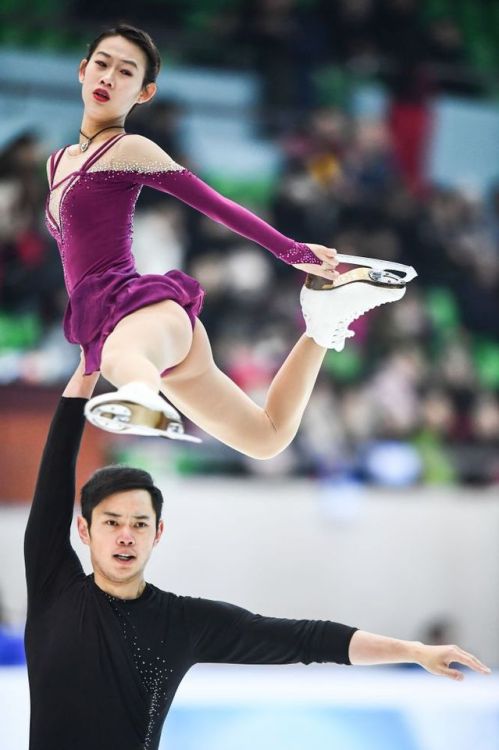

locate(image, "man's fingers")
[[441, 645, 491, 676], [454, 649, 491, 674], [441, 666, 464, 682], [422, 645, 491, 681]]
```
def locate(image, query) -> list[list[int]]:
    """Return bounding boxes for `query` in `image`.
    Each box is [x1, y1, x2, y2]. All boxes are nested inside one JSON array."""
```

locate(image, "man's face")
[[77, 490, 163, 589]]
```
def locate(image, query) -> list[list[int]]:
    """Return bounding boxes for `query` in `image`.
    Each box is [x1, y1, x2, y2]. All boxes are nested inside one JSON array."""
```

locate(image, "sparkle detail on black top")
[[105, 590, 172, 749]]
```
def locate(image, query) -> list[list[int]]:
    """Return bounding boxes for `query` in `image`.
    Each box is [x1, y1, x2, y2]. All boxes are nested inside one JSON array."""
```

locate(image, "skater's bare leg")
[[99, 300, 193, 390], [162, 320, 326, 459]]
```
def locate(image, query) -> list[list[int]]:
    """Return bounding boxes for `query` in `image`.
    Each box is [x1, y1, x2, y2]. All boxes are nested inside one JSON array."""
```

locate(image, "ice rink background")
[[2, 664, 499, 749]]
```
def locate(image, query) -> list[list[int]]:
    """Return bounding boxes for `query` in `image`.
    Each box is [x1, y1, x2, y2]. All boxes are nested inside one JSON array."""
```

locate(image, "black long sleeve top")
[[24, 398, 357, 750]]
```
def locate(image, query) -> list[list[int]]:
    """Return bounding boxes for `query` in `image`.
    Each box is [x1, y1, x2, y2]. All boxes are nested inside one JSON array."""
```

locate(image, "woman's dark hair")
[[86, 23, 161, 86], [80, 465, 164, 529]]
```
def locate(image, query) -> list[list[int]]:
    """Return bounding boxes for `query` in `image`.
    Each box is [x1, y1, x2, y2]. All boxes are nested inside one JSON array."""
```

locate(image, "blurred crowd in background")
[[0, 0, 498, 486], [2, 0, 498, 95]]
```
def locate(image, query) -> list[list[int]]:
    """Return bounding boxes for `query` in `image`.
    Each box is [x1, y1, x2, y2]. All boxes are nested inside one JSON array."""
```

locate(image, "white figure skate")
[[300, 254, 417, 351], [84, 382, 201, 442]]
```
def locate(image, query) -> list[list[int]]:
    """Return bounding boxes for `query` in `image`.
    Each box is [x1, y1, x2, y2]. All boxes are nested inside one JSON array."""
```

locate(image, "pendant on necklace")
[[80, 141, 90, 152]]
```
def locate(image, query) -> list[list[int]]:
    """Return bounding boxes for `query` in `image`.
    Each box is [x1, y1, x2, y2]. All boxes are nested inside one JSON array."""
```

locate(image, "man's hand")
[[62, 349, 100, 399], [293, 244, 339, 281], [414, 642, 491, 682], [349, 630, 491, 681]]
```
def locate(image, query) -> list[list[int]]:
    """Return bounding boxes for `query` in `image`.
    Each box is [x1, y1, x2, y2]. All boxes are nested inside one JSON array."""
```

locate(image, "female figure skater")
[[46, 24, 416, 456]]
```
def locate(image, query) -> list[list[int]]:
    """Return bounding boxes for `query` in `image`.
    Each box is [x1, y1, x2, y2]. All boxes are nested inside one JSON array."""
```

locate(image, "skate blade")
[[86, 400, 202, 442], [305, 267, 407, 291], [89, 401, 165, 430], [160, 426, 202, 443], [336, 253, 417, 283]]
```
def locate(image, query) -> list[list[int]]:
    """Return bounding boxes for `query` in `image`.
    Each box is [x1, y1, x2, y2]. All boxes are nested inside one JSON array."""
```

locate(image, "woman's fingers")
[[292, 244, 341, 279], [305, 244, 339, 267], [292, 262, 340, 281]]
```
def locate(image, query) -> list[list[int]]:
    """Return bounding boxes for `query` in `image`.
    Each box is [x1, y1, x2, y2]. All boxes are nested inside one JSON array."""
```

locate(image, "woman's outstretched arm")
[[115, 134, 339, 280]]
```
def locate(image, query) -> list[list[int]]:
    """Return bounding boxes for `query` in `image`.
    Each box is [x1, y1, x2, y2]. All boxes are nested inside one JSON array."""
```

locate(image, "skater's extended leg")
[[162, 320, 326, 459], [87, 261, 415, 444]]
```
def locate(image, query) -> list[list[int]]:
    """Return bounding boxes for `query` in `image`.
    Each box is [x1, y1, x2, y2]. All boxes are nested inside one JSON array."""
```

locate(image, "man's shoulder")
[[146, 583, 177, 604], [146, 585, 199, 611]]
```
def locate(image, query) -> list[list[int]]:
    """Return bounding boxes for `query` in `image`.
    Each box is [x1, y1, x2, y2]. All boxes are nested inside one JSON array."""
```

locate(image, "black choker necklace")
[[79, 125, 125, 152]]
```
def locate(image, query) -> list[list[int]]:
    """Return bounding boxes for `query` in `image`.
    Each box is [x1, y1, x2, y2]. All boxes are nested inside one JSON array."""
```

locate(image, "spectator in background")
[[320, 0, 380, 70], [486, 183, 499, 246], [236, 0, 327, 130], [425, 16, 483, 97], [375, 0, 433, 195], [0, 133, 63, 321]]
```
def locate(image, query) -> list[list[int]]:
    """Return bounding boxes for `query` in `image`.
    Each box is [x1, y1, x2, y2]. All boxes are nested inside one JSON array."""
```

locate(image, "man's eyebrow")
[[95, 50, 139, 69], [102, 511, 151, 520]]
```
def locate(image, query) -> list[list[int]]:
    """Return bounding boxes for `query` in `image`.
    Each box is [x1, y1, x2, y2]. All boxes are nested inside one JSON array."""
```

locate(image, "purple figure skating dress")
[[45, 132, 319, 374]]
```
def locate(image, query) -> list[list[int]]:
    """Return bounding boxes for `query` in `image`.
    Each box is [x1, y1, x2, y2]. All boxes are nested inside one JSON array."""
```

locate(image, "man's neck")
[[93, 573, 146, 600]]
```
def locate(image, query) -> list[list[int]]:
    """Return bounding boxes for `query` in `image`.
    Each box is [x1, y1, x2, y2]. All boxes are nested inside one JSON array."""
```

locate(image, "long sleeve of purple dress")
[[137, 168, 321, 266]]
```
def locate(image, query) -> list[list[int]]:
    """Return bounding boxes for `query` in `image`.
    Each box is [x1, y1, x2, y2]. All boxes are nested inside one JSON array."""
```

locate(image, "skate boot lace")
[[328, 300, 382, 345]]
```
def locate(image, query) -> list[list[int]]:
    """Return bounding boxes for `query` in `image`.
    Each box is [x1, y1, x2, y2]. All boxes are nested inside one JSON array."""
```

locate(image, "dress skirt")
[[63, 268, 205, 375]]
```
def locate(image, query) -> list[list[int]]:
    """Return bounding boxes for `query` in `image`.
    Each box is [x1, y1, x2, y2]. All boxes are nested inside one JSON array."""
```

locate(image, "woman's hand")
[[414, 642, 491, 682], [293, 244, 339, 281]]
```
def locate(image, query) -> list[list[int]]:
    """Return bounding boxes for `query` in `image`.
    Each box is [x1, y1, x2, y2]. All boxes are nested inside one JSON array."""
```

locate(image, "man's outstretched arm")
[[349, 630, 491, 681], [181, 597, 490, 681], [24, 356, 99, 608]]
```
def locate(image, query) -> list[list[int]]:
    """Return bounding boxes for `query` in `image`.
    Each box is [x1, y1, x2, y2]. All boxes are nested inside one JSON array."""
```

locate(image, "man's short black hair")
[[80, 466, 163, 529]]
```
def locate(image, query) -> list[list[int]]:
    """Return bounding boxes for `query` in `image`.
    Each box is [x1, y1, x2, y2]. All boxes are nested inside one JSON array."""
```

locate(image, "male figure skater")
[[24, 357, 490, 750]]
